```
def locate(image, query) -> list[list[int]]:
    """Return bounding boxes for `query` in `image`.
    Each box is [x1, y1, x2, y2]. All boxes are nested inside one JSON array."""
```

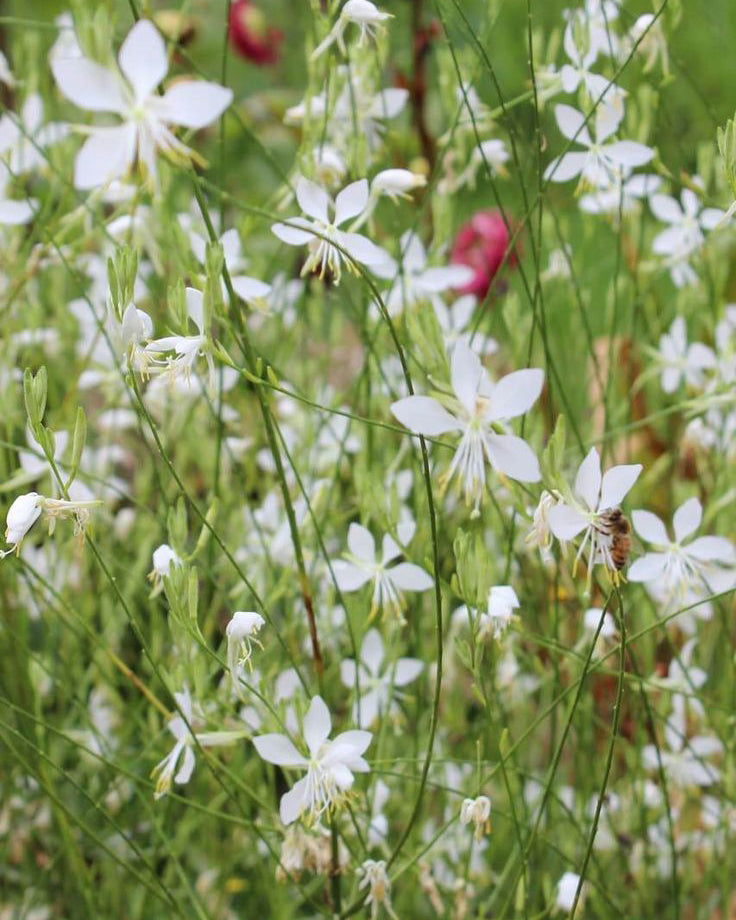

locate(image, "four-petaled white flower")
[[51, 19, 232, 188], [272, 177, 390, 283], [312, 0, 392, 59], [152, 688, 243, 798], [654, 316, 715, 394], [547, 446, 642, 581], [253, 695, 372, 825], [560, 14, 624, 103], [650, 188, 725, 287], [332, 523, 433, 619], [145, 287, 215, 391], [628, 497, 736, 602], [391, 340, 544, 511], [340, 628, 423, 727], [544, 101, 653, 188]]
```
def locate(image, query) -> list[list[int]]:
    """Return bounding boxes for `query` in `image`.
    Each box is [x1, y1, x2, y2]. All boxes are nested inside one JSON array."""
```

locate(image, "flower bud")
[[4, 492, 42, 550]]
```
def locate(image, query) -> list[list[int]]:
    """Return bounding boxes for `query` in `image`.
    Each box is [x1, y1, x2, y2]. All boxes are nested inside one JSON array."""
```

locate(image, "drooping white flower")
[[2, 492, 100, 558], [151, 544, 182, 580], [391, 340, 544, 510], [312, 0, 393, 59], [226, 611, 265, 692], [272, 177, 390, 283], [152, 688, 243, 798], [653, 316, 715, 394], [460, 795, 492, 841], [628, 497, 736, 602], [547, 446, 642, 582], [372, 231, 473, 316], [544, 101, 653, 188], [332, 523, 433, 619], [358, 859, 397, 920], [340, 628, 423, 727], [484, 586, 520, 640], [144, 287, 216, 391], [51, 19, 232, 188], [253, 695, 372, 825]]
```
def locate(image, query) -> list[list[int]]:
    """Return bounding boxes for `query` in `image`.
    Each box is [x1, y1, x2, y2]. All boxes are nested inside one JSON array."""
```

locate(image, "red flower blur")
[[450, 210, 516, 300], [229, 0, 283, 65]]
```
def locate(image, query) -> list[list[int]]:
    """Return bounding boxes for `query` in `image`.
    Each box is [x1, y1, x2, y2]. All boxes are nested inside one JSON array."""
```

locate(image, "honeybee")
[[598, 507, 632, 574]]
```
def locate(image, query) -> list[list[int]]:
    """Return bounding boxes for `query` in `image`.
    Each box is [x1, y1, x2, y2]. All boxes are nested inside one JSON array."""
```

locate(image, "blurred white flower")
[[653, 316, 715, 393], [460, 795, 491, 841], [312, 1, 392, 59]]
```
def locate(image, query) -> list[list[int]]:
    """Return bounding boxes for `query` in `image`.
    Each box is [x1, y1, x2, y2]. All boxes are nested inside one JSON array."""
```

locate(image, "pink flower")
[[450, 210, 515, 299], [228, 0, 283, 65]]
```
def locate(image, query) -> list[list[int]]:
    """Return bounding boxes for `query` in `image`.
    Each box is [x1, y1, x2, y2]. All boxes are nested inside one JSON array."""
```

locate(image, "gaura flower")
[[332, 523, 433, 620], [358, 859, 397, 920], [144, 287, 216, 392], [2, 492, 101, 558], [628, 497, 736, 601], [460, 795, 492, 841], [51, 19, 232, 188], [253, 695, 372, 825], [340, 627, 423, 727], [544, 101, 653, 188], [226, 610, 265, 693], [152, 688, 243, 798], [547, 446, 642, 583], [653, 316, 715, 394], [312, 1, 393, 60], [391, 340, 544, 511], [272, 177, 391, 283]]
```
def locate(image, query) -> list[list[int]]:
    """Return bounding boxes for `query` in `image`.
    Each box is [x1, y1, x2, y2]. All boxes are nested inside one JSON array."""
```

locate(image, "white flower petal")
[[547, 504, 588, 541], [303, 695, 331, 756], [348, 523, 375, 562], [231, 275, 272, 302], [486, 368, 544, 422], [253, 733, 306, 766], [554, 104, 591, 145], [627, 552, 668, 582], [174, 744, 196, 784], [605, 140, 653, 168], [360, 628, 384, 674], [340, 659, 358, 687], [485, 433, 541, 482], [279, 777, 308, 825], [332, 559, 373, 591], [389, 562, 433, 591], [0, 199, 35, 224], [544, 152, 588, 183], [334, 179, 369, 226], [296, 176, 329, 223], [339, 231, 391, 267], [390, 396, 460, 436], [672, 497, 702, 544], [686, 537, 736, 564], [393, 658, 423, 686], [418, 266, 474, 292], [650, 194, 682, 224], [51, 57, 126, 113], [118, 19, 167, 102], [599, 463, 642, 510], [272, 221, 314, 246], [159, 80, 233, 129], [574, 447, 601, 510], [73, 124, 137, 189], [451, 339, 484, 416], [381, 533, 402, 565], [631, 509, 669, 546]]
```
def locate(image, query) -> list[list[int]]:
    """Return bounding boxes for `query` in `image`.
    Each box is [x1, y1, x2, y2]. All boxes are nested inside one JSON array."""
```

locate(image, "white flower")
[[144, 287, 216, 391], [560, 14, 624, 103], [253, 695, 372, 825], [312, 1, 392, 59], [358, 860, 397, 920], [628, 498, 735, 602], [451, 139, 511, 190], [547, 446, 642, 581], [432, 295, 498, 357], [340, 628, 423, 727], [544, 101, 653, 188], [2, 492, 42, 555], [332, 523, 433, 619], [226, 611, 265, 692], [579, 172, 660, 217], [642, 731, 722, 788], [51, 19, 232, 188], [272, 177, 390, 283], [391, 340, 544, 510], [650, 187, 725, 286], [151, 544, 182, 579], [654, 317, 715, 394], [0, 93, 68, 174], [152, 689, 242, 798], [526, 490, 556, 561], [484, 586, 520, 640], [372, 231, 473, 316], [371, 168, 426, 202], [460, 795, 492, 841], [555, 871, 585, 915]]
